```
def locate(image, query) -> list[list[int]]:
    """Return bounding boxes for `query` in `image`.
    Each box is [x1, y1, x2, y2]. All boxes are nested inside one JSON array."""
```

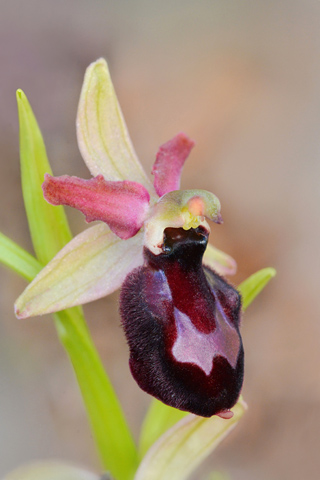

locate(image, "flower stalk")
[[15, 89, 138, 480], [53, 307, 138, 480]]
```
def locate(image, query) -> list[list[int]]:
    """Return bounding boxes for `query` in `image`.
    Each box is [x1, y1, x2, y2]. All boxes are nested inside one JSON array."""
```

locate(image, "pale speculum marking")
[[172, 304, 240, 375]]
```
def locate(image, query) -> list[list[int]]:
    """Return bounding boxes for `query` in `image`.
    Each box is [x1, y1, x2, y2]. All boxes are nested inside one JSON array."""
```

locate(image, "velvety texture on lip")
[[120, 227, 244, 418]]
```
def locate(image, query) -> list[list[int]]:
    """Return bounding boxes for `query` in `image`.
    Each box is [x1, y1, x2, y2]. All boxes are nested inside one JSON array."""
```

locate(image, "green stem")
[[14, 90, 139, 479], [0, 229, 138, 478], [54, 306, 138, 480]]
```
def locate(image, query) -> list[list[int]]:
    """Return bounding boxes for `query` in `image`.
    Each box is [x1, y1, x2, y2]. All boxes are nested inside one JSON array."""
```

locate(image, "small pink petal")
[[152, 133, 195, 197], [43, 174, 150, 239]]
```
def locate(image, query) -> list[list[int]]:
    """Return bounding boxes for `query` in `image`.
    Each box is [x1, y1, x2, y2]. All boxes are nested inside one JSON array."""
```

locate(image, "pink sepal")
[[152, 133, 195, 197], [43, 174, 150, 239]]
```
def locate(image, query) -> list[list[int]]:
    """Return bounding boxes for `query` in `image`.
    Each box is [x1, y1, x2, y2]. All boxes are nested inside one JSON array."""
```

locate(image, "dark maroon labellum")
[[120, 227, 243, 417]]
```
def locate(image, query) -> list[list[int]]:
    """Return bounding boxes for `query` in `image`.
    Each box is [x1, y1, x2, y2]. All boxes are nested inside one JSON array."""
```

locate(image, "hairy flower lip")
[[120, 226, 243, 417]]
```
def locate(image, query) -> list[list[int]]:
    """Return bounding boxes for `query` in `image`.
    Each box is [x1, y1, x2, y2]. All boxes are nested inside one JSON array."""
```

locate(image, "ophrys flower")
[[15, 58, 242, 418]]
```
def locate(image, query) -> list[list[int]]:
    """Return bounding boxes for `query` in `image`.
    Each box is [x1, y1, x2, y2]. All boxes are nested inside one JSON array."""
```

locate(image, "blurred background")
[[0, 1, 319, 479]]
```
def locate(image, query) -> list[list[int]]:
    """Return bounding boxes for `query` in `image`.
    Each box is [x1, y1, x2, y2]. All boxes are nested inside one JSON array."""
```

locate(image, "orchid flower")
[[15, 58, 243, 418], [0, 57, 277, 480]]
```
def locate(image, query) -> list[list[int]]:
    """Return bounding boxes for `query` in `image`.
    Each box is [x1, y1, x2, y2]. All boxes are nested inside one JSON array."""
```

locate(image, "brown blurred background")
[[0, 1, 319, 479]]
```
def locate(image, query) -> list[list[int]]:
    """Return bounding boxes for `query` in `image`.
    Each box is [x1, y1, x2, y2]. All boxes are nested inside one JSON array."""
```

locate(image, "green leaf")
[[139, 399, 188, 457], [0, 231, 42, 281], [238, 267, 276, 311], [135, 398, 247, 480], [3, 461, 99, 480], [54, 307, 138, 480], [16, 89, 72, 264]]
